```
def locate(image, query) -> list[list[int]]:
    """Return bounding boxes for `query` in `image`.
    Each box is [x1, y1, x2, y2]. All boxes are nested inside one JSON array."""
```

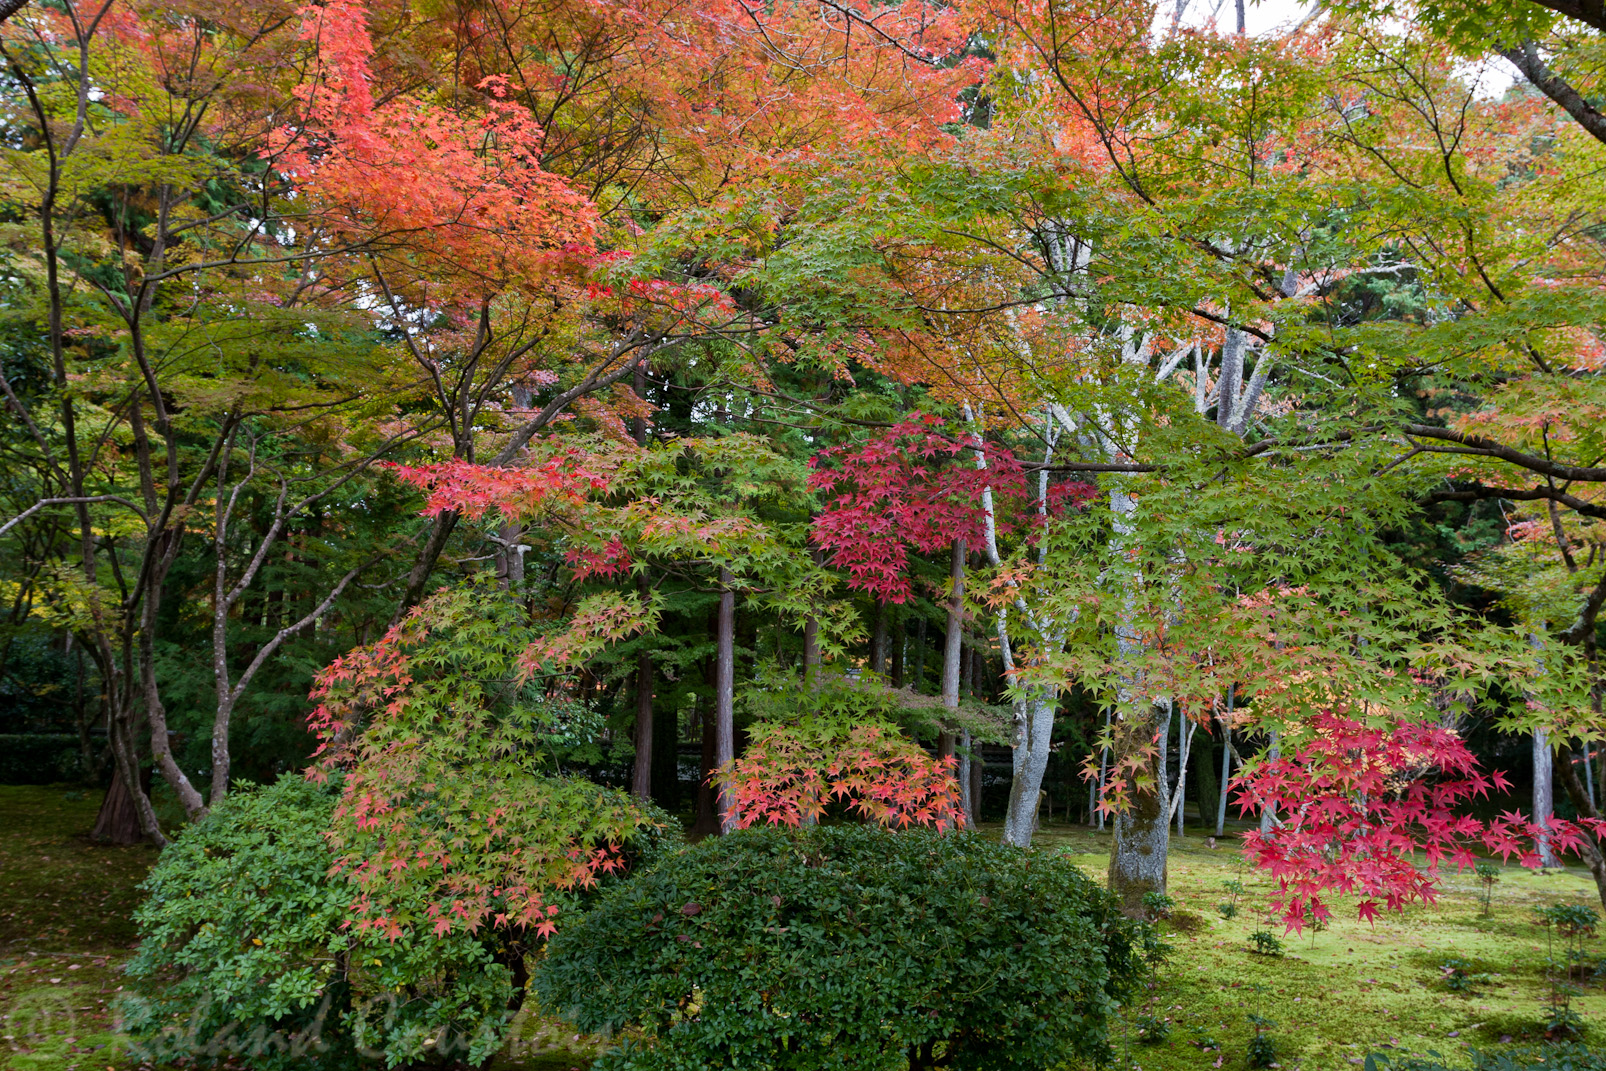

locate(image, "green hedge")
[[535, 824, 1154, 1071], [1367, 1044, 1606, 1071], [0, 734, 88, 784]]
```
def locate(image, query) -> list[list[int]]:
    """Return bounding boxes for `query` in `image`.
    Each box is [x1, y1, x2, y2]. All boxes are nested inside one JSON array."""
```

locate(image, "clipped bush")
[[534, 824, 1150, 1071], [0, 733, 89, 784], [1365, 1043, 1606, 1071], [121, 776, 516, 1070]]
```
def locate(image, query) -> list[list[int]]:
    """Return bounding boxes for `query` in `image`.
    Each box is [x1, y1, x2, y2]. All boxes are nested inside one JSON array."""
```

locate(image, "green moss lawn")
[[4, 786, 1603, 1070]]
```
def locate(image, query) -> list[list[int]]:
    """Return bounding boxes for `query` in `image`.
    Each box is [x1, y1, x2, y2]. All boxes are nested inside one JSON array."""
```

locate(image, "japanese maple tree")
[[808, 416, 1027, 603], [308, 585, 651, 940]]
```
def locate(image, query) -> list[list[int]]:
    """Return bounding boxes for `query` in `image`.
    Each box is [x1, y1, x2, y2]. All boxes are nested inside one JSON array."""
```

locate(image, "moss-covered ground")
[[1025, 820, 1606, 1070], [4, 785, 1604, 1070]]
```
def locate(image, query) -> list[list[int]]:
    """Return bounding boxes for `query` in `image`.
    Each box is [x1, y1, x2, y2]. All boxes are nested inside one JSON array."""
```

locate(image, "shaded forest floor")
[[3, 786, 1605, 1071], [1028, 823, 1606, 1069]]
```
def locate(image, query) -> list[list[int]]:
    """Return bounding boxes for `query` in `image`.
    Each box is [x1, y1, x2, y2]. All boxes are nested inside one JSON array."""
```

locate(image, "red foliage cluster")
[[385, 454, 613, 520], [1233, 709, 1606, 933], [306, 594, 639, 940], [808, 417, 1027, 602], [722, 722, 965, 829]]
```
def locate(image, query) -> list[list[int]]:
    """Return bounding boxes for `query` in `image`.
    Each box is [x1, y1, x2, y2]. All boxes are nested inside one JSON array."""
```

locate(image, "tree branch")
[[0, 495, 147, 539], [1502, 41, 1606, 147], [1405, 423, 1606, 483]]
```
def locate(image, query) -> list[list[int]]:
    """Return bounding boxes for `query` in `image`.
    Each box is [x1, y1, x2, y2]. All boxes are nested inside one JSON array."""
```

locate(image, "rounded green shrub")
[[120, 775, 515, 1070], [533, 824, 1150, 1071]]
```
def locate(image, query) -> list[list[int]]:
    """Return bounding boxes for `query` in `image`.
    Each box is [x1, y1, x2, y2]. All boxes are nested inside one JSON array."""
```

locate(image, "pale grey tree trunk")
[[1003, 694, 1057, 846], [958, 729, 974, 825], [942, 540, 964, 708], [959, 406, 1062, 848], [1536, 726, 1559, 865], [1259, 731, 1282, 834], [939, 543, 964, 785], [1094, 708, 1111, 830], [1530, 630, 1560, 865], [1105, 477, 1171, 912], [1108, 704, 1171, 916], [1172, 713, 1196, 835]]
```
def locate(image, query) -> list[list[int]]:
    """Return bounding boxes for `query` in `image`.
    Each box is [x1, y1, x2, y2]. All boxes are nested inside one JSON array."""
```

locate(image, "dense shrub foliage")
[[534, 825, 1150, 1071], [121, 776, 515, 1069], [0, 734, 88, 784], [1368, 1044, 1606, 1071]]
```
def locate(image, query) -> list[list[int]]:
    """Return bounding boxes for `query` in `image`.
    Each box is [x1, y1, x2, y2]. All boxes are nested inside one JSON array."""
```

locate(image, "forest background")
[[2, 0, 1606, 935]]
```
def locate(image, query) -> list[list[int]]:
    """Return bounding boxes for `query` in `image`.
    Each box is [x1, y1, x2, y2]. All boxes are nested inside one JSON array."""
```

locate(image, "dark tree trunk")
[[493, 940, 531, 1011], [390, 511, 459, 627], [631, 644, 653, 802], [802, 546, 822, 673], [1194, 729, 1219, 832], [1553, 743, 1606, 911], [912, 616, 926, 691], [693, 690, 720, 838], [870, 603, 888, 677], [890, 620, 905, 687], [91, 764, 150, 845], [715, 569, 736, 832], [650, 692, 679, 809]]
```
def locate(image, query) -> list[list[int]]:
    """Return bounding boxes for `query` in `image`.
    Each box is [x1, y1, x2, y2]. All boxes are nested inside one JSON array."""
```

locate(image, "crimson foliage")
[[807, 417, 1027, 603], [1232, 709, 1606, 932]]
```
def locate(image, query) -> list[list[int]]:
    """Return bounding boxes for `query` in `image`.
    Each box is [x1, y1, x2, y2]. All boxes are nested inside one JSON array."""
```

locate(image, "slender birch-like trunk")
[[979, 410, 1062, 849], [941, 539, 965, 755], [1535, 727, 1558, 865]]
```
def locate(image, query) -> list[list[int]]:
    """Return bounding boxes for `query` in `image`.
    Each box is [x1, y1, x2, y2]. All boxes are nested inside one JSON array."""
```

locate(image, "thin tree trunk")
[[693, 689, 719, 837], [1260, 731, 1280, 834], [1194, 723, 1218, 833], [940, 539, 965, 765], [1552, 741, 1606, 910], [69, 635, 94, 781], [970, 745, 983, 822], [1586, 746, 1597, 813], [1215, 689, 1235, 837], [957, 729, 972, 824], [802, 546, 822, 673], [632, 644, 653, 803], [891, 620, 905, 687], [912, 616, 926, 691], [870, 602, 888, 677], [715, 568, 736, 833], [1173, 713, 1196, 836], [1536, 726, 1559, 866], [1095, 708, 1110, 830], [390, 511, 459, 627]]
